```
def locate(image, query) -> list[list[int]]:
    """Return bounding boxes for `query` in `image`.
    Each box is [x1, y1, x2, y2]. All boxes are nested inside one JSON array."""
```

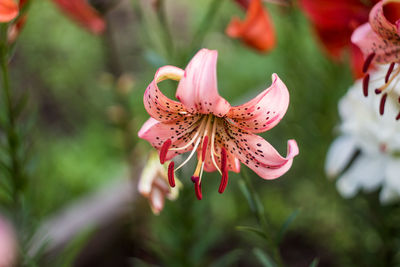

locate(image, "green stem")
[[240, 168, 284, 267], [188, 0, 224, 56], [156, 0, 175, 62], [0, 25, 22, 209]]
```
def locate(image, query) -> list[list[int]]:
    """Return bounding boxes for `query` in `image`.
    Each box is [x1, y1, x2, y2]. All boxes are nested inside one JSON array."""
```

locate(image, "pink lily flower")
[[138, 49, 298, 200], [351, 0, 400, 119]]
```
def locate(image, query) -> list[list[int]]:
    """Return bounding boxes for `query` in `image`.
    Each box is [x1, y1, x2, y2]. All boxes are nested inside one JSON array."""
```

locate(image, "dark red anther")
[[159, 139, 171, 164], [168, 161, 175, 187], [380, 93, 388, 115], [385, 62, 396, 83], [396, 111, 400, 120], [191, 176, 202, 200], [363, 53, 375, 73], [218, 170, 229, 194], [201, 136, 208, 161], [363, 74, 370, 97], [398, 96, 400, 103], [375, 88, 382, 95]]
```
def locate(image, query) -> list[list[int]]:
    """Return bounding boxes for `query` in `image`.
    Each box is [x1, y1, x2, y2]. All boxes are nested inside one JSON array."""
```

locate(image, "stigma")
[[161, 114, 229, 200]]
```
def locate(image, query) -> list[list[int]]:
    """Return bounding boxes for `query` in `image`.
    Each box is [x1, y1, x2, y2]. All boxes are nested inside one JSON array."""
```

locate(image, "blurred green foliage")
[[5, 0, 400, 266]]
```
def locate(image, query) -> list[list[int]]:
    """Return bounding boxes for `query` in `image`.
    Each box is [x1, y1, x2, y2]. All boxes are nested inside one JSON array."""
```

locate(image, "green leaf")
[[309, 258, 319, 267], [277, 209, 301, 244], [56, 226, 95, 267], [209, 249, 243, 267], [253, 247, 277, 267], [236, 226, 269, 241], [238, 179, 257, 213]]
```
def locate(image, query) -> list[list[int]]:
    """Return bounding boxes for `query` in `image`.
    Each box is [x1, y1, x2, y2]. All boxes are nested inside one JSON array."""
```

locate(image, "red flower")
[[299, 0, 379, 78], [0, 0, 18, 23], [51, 0, 106, 34], [226, 0, 276, 52]]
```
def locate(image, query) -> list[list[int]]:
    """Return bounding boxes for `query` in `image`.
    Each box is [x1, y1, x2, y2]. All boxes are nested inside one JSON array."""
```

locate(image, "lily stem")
[[0, 24, 22, 210], [240, 168, 284, 267], [188, 0, 225, 57], [156, 0, 175, 62]]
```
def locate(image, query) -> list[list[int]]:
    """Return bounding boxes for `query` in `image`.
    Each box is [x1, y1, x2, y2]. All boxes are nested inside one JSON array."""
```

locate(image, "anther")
[[385, 62, 396, 83], [375, 88, 382, 95], [168, 161, 175, 187], [363, 52, 375, 73], [191, 176, 202, 200], [396, 111, 400, 120], [202, 136, 208, 161], [159, 139, 171, 164], [363, 74, 370, 97], [218, 171, 228, 194], [380, 93, 388, 115]]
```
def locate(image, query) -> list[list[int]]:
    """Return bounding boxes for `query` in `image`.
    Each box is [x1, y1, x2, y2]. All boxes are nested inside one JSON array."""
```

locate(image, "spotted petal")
[[0, 0, 18, 22], [176, 49, 231, 117], [227, 74, 289, 133], [144, 66, 188, 122], [352, 23, 400, 63], [217, 120, 298, 179], [138, 116, 201, 161], [370, 1, 400, 41]]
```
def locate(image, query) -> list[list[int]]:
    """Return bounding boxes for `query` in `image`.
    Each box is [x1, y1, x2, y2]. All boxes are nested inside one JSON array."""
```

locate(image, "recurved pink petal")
[[176, 49, 231, 117], [352, 23, 400, 63], [144, 66, 188, 122], [138, 116, 202, 161], [227, 74, 289, 133], [0, 0, 18, 23], [217, 120, 298, 179], [370, 1, 400, 40]]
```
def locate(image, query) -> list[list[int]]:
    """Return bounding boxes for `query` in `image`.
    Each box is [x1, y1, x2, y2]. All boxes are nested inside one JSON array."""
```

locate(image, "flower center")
[[362, 54, 400, 119], [159, 114, 229, 200]]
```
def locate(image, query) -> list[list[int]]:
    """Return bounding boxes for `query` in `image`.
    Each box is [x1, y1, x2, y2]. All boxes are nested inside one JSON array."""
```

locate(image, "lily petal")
[[226, 0, 275, 52], [218, 120, 298, 179], [370, 1, 400, 40], [52, 0, 106, 34], [138, 117, 202, 161], [325, 135, 358, 178], [351, 22, 400, 63], [0, 0, 18, 23], [336, 154, 385, 198], [227, 74, 289, 133], [144, 65, 187, 122], [176, 49, 231, 117]]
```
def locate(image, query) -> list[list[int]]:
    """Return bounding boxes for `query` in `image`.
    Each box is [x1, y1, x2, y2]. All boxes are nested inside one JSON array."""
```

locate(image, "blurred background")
[[2, 0, 400, 266]]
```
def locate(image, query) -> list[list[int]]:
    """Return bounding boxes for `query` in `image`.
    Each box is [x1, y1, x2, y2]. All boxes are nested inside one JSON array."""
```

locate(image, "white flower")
[[325, 64, 400, 204], [139, 152, 182, 215]]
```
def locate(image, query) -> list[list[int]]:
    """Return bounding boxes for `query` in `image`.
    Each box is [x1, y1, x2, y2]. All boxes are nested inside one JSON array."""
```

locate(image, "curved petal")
[[138, 116, 202, 161], [351, 23, 400, 63], [370, 1, 400, 40], [226, 74, 289, 133], [226, 0, 276, 52], [325, 135, 358, 178], [0, 0, 18, 23], [176, 49, 231, 117], [217, 120, 298, 179], [52, 0, 106, 34], [336, 154, 385, 198], [144, 65, 188, 122]]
